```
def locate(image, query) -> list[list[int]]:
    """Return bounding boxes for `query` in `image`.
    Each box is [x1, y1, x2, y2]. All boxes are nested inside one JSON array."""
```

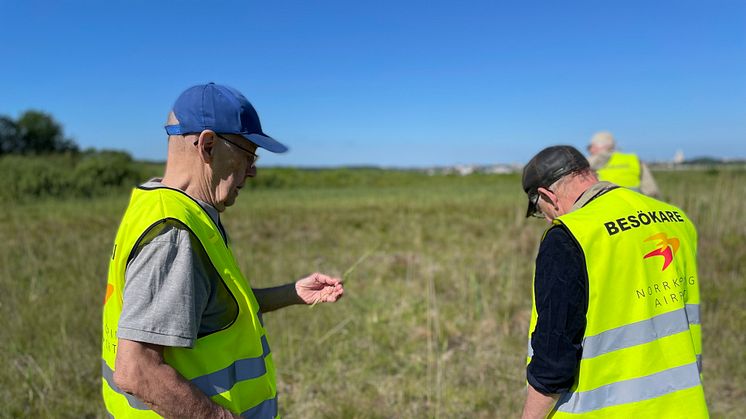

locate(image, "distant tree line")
[[0, 110, 163, 202], [0, 110, 79, 155]]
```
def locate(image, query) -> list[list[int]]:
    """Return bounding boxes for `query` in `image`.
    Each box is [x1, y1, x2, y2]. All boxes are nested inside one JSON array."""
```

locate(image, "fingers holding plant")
[[296, 273, 344, 305]]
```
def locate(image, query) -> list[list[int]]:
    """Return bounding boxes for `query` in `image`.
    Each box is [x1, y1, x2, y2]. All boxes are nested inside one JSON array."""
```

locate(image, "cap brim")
[[245, 133, 289, 154]]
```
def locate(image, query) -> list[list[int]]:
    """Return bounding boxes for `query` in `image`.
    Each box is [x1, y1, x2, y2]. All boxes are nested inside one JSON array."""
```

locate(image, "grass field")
[[0, 169, 744, 418]]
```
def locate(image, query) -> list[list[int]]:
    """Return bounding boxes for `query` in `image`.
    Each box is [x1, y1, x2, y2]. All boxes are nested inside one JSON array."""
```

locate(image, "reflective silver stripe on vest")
[[581, 310, 688, 359], [556, 361, 701, 414], [581, 304, 700, 359], [527, 305, 700, 361], [696, 354, 702, 373], [241, 395, 278, 418], [101, 361, 150, 410], [191, 334, 272, 397], [685, 304, 700, 324]]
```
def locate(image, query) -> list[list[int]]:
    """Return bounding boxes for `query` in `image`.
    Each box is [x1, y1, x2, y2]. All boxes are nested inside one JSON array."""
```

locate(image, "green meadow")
[[0, 169, 743, 418]]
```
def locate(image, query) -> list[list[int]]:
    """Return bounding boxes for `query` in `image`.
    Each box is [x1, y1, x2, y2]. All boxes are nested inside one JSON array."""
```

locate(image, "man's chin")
[[223, 195, 238, 209]]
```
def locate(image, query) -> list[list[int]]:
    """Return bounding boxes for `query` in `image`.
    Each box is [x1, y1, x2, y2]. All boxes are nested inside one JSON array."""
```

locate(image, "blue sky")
[[1, 1, 745, 167]]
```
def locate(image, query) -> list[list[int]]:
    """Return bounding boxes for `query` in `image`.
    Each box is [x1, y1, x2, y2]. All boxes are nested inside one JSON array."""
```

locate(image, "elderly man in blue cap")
[[101, 83, 344, 418]]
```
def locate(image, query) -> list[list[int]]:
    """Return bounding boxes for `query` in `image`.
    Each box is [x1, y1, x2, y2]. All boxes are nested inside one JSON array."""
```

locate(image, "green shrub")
[[0, 151, 154, 203], [72, 151, 143, 197]]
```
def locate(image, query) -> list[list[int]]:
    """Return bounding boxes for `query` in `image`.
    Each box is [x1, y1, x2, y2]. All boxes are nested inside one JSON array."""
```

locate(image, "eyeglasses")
[[529, 193, 545, 218], [193, 133, 258, 168], [529, 188, 556, 219]]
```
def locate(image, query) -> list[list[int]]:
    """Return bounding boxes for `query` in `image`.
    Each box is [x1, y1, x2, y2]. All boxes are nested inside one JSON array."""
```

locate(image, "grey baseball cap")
[[522, 145, 589, 217]]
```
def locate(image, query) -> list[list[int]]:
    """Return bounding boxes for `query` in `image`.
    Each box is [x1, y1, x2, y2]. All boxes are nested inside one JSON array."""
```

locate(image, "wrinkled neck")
[[161, 145, 216, 208]]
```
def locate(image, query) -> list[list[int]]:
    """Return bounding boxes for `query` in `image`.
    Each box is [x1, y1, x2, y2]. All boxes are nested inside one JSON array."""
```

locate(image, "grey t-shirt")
[[117, 180, 238, 348]]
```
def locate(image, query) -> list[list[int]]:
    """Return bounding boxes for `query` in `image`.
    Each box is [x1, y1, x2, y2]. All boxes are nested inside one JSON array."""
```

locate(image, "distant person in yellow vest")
[[519, 145, 706, 418], [101, 83, 344, 418], [587, 131, 660, 197]]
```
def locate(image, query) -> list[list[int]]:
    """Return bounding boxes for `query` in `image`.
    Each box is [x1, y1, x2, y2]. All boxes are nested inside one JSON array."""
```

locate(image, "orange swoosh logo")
[[643, 233, 679, 271]]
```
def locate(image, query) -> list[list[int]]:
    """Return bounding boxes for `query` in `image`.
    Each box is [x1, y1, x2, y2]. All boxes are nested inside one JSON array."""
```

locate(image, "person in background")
[[587, 131, 660, 197], [102, 83, 344, 418], [519, 145, 706, 418]]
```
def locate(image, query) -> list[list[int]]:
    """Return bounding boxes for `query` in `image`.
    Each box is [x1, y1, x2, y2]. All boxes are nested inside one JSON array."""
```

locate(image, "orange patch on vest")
[[104, 284, 114, 304]]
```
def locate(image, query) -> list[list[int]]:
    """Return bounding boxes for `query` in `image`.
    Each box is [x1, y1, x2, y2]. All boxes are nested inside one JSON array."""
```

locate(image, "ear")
[[537, 187, 559, 210], [196, 131, 216, 163]]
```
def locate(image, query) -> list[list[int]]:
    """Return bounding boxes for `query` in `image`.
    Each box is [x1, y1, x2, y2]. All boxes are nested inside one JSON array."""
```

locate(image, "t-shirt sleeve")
[[117, 222, 210, 348], [639, 162, 660, 197], [527, 225, 588, 395]]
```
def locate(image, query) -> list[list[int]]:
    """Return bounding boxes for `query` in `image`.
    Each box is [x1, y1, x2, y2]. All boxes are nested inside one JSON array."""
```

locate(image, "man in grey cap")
[[520, 145, 706, 418], [102, 83, 344, 418], [587, 131, 660, 197]]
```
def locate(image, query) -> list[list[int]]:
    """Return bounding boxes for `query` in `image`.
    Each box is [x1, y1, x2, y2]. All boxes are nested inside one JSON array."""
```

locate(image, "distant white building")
[[454, 165, 475, 176], [673, 149, 685, 165], [484, 164, 513, 174]]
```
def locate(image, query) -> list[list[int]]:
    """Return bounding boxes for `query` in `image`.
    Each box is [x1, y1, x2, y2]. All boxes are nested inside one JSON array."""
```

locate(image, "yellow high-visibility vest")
[[102, 186, 278, 418], [596, 152, 642, 190], [527, 187, 707, 417]]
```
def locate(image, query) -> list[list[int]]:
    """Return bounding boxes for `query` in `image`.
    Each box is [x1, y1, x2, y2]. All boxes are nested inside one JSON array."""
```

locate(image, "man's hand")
[[254, 273, 344, 312], [295, 273, 344, 304]]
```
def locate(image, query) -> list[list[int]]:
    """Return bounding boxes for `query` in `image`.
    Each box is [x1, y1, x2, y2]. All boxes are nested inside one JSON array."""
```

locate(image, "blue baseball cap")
[[165, 82, 288, 153]]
